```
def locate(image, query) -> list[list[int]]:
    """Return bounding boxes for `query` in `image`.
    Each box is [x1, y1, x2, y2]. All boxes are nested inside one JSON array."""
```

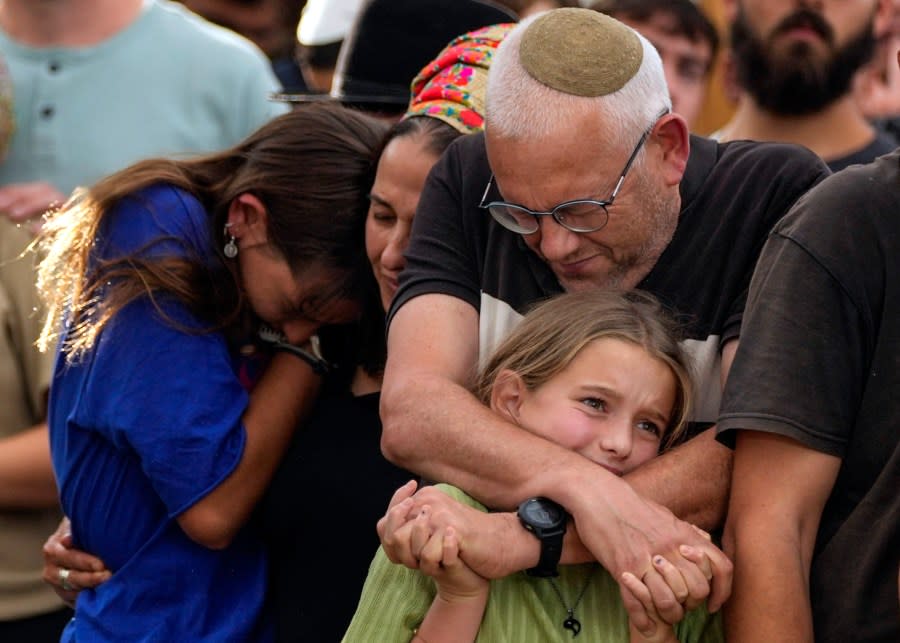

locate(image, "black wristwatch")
[[517, 497, 568, 577]]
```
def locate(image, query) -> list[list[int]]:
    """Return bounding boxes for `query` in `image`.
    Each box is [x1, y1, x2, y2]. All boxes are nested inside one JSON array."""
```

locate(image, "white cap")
[[297, 0, 366, 46]]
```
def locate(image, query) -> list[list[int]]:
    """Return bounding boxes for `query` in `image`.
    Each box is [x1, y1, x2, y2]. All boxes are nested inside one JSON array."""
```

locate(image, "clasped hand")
[[378, 480, 731, 640]]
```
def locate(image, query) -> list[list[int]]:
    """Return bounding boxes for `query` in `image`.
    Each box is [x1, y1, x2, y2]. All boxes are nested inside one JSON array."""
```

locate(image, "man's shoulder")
[[777, 148, 900, 240], [683, 135, 830, 211], [444, 131, 489, 168], [708, 135, 828, 174], [423, 131, 490, 207]]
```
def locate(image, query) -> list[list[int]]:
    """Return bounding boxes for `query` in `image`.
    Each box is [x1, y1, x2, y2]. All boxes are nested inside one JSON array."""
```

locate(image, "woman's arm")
[[177, 351, 321, 549]]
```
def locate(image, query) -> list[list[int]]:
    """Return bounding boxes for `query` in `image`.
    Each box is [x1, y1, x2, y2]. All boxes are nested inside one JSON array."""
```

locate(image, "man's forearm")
[[624, 429, 731, 531], [383, 376, 730, 568], [0, 423, 60, 508], [549, 433, 730, 566], [381, 372, 594, 510], [722, 432, 839, 642], [723, 520, 814, 642]]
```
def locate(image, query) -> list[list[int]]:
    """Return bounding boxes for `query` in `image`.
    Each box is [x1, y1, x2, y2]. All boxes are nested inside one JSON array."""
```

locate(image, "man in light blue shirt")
[[0, 0, 288, 224]]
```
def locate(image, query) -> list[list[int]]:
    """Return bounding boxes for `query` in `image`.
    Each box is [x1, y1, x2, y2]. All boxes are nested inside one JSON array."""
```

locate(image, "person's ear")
[[650, 113, 690, 187], [489, 369, 528, 424], [226, 193, 269, 248]]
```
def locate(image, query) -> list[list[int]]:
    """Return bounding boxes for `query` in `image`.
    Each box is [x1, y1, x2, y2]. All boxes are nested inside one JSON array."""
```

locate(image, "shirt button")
[[41, 105, 55, 118]]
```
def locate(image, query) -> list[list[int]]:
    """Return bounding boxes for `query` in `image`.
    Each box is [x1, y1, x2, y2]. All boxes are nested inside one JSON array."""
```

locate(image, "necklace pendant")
[[563, 616, 582, 637]]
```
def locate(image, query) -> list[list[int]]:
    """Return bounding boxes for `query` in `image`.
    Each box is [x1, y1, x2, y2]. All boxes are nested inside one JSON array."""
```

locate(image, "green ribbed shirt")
[[344, 485, 723, 642]]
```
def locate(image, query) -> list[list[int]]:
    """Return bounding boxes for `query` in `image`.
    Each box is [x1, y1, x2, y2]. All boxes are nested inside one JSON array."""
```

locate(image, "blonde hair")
[[475, 290, 693, 448]]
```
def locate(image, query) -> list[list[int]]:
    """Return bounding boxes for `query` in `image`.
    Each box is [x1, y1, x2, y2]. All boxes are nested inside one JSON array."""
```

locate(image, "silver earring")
[[223, 225, 238, 258]]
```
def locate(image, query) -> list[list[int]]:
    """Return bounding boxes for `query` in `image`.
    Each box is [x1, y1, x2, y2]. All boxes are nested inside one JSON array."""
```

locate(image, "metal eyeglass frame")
[[478, 107, 671, 235]]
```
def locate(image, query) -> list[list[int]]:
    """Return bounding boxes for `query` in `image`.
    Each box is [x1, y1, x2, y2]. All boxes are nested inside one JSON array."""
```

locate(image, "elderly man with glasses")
[[378, 8, 829, 636]]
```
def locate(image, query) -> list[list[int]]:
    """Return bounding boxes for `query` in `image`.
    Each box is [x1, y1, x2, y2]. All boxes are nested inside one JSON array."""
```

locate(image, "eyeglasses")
[[479, 108, 670, 235]]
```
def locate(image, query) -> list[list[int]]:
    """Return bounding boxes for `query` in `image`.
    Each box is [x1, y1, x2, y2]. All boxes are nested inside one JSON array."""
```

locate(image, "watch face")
[[521, 498, 564, 528]]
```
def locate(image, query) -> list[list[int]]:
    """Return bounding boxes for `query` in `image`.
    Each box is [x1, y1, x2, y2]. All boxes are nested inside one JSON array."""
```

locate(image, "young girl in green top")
[[344, 290, 723, 643]]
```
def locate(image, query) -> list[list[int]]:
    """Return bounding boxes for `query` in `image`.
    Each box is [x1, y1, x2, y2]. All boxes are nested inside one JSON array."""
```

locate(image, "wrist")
[[544, 455, 624, 514], [629, 623, 679, 643], [517, 497, 568, 577], [500, 511, 541, 573], [435, 582, 489, 606]]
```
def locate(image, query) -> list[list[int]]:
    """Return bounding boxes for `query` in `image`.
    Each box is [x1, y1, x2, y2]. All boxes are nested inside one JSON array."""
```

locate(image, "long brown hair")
[[38, 104, 388, 360], [474, 289, 694, 448]]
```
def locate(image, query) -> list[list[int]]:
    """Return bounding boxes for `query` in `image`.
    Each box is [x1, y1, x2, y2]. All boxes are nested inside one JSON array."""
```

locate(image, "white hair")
[[485, 12, 671, 152]]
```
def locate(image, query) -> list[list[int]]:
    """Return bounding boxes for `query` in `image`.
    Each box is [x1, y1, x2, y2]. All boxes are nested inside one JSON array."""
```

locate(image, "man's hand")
[[560, 472, 731, 635], [0, 181, 67, 234]]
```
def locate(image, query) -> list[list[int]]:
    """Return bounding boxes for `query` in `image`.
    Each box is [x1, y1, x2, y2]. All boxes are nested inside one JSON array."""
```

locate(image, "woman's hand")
[[42, 517, 111, 607]]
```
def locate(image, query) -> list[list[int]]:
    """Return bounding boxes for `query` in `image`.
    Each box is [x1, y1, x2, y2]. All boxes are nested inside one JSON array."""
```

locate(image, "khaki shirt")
[[0, 219, 62, 620]]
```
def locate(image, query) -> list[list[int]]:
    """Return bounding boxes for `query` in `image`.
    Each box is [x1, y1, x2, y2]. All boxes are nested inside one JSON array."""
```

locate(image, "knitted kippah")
[[519, 8, 642, 97]]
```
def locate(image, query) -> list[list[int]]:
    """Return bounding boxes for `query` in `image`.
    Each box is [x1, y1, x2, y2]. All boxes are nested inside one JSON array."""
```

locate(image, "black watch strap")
[[529, 528, 564, 578], [517, 497, 568, 578]]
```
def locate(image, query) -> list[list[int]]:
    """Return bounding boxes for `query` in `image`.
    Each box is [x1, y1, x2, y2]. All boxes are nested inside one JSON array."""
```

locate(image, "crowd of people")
[[0, 1, 898, 642]]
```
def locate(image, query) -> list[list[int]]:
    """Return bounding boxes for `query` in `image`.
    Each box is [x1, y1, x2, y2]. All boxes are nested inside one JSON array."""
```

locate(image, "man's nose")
[[537, 216, 581, 261]]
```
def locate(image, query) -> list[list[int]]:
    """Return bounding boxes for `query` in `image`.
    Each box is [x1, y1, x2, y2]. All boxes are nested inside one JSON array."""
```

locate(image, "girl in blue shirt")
[[36, 104, 386, 642]]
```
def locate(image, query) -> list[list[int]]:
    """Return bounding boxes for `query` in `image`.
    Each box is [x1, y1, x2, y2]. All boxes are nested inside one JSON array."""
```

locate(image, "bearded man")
[[718, 0, 897, 170]]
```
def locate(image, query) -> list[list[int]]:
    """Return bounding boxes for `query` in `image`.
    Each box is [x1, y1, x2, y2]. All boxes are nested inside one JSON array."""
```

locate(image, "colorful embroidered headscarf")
[[404, 23, 515, 134]]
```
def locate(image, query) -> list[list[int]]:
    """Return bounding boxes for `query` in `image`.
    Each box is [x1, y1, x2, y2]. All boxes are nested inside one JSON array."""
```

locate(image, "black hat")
[[272, 0, 517, 112]]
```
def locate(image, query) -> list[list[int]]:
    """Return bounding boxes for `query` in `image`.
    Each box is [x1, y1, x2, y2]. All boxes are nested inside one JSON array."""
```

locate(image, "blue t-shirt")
[[48, 185, 271, 642]]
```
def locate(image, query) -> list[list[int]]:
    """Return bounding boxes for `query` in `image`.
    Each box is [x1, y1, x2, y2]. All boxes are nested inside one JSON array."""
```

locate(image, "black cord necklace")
[[547, 567, 597, 637]]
